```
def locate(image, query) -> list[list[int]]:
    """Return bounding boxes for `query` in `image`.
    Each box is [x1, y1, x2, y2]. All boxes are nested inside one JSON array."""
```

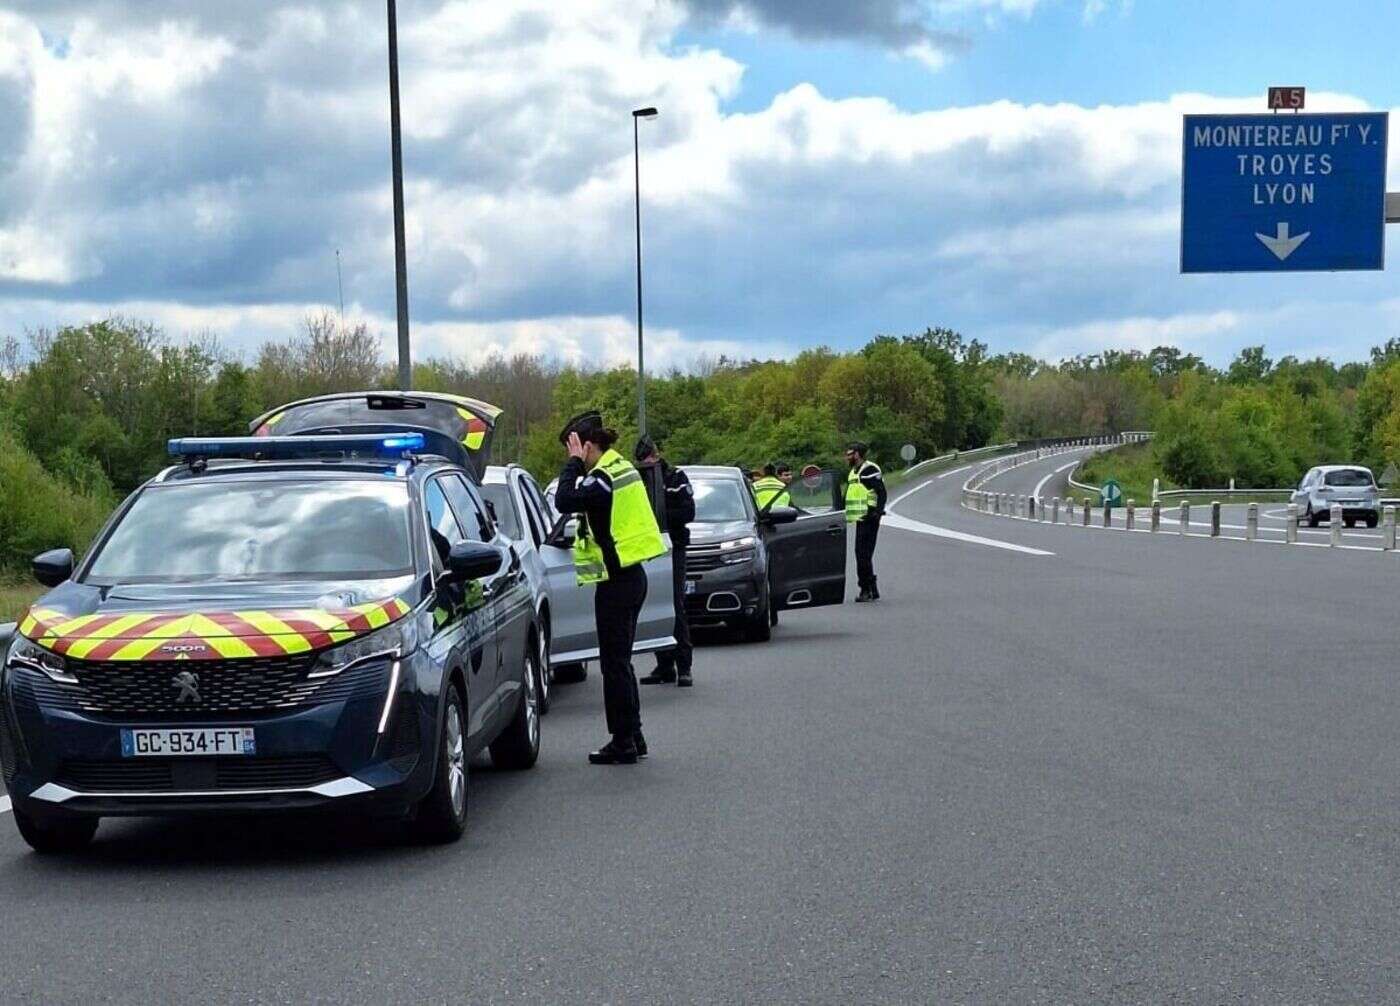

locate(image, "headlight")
[[717, 537, 757, 564], [6, 635, 78, 685], [311, 612, 423, 678]]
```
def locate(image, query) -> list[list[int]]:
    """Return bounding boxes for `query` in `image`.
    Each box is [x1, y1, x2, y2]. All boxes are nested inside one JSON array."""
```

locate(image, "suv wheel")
[[1305, 505, 1320, 528], [411, 683, 469, 843], [490, 648, 541, 770], [12, 804, 98, 855], [535, 627, 552, 715], [1367, 514, 1380, 529]]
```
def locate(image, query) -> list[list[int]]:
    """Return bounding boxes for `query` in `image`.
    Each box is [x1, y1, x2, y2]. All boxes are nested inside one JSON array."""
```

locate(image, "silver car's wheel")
[[535, 629, 552, 714]]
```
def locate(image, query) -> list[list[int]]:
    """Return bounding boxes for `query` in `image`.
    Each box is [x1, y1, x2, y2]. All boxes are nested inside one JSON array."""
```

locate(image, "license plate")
[[121, 728, 255, 758], [684, 581, 697, 595]]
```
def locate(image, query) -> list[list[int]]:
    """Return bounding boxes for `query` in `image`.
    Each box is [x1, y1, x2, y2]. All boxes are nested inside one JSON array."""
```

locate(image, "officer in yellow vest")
[[554, 411, 668, 765], [844, 442, 887, 602], [752, 464, 791, 510]]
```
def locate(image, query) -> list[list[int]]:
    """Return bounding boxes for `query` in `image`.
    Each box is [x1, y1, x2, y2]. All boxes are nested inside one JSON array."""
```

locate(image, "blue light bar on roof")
[[167, 432, 427, 460]]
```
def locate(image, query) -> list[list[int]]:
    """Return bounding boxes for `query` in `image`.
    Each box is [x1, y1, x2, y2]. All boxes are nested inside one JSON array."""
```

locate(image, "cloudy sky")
[[0, 0, 1397, 368]]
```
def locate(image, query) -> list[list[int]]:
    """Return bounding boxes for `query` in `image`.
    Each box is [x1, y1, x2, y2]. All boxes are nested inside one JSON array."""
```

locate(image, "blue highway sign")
[[1181, 112, 1388, 273]]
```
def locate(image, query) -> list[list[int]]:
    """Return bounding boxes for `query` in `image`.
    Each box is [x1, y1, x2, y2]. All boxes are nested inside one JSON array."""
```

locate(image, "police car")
[[0, 420, 541, 853]]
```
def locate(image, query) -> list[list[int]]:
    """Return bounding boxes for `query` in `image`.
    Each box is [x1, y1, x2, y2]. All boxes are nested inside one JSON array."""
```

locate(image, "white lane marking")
[[884, 512, 1054, 556], [937, 463, 975, 479], [889, 478, 936, 508], [1033, 461, 1082, 501], [0, 796, 10, 815]]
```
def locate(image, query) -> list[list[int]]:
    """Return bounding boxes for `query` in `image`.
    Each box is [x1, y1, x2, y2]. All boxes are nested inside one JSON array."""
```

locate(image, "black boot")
[[870, 579, 880, 600], [588, 737, 639, 765], [633, 731, 648, 758], [640, 669, 675, 685], [855, 588, 872, 603], [676, 669, 693, 687]]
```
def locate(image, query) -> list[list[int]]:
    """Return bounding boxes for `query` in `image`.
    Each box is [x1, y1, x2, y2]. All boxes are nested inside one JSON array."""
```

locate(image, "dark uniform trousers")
[[855, 517, 881, 592], [654, 543, 692, 675], [595, 564, 648, 738]]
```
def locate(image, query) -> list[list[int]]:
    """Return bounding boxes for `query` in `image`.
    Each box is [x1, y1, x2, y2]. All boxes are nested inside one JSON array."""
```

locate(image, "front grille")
[[56, 756, 340, 793], [29, 655, 390, 720], [686, 552, 727, 573]]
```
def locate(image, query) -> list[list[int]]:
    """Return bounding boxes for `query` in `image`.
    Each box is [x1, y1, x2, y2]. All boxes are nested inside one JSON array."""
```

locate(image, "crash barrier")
[[961, 444, 1400, 556], [901, 442, 1017, 482]]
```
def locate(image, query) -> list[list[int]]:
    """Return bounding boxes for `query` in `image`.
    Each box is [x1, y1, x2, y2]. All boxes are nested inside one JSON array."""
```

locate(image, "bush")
[[0, 428, 116, 572]]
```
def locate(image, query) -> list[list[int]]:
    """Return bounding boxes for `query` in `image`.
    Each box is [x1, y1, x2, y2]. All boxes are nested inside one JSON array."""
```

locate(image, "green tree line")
[[4, 313, 1400, 575]]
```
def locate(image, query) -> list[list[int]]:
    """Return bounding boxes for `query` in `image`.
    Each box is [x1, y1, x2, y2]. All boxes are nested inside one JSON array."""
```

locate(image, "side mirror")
[[445, 541, 504, 582], [546, 515, 578, 548], [33, 548, 74, 588], [761, 506, 799, 526]]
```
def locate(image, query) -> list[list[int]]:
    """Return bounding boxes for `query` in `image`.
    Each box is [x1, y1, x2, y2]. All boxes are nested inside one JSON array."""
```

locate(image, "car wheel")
[[490, 647, 541, 770], [554, 662, 587, 684], [743, 589, 773, 643], [769, 603, 779, 628], [1344, 517, 1356, 528], [1367, 514, 1380, 529], [1305, 506, 1320, 528], [12, 804, 98, 855], [411, 682, 468, 844], [534, 627, 552, 715]]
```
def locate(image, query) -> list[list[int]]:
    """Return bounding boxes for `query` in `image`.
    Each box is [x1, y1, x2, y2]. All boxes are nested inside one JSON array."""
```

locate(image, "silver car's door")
[[517, 475, 598, 665]]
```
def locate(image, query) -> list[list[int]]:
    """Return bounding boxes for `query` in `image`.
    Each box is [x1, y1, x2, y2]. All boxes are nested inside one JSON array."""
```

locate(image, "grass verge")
[[0, 577, 41, 624]]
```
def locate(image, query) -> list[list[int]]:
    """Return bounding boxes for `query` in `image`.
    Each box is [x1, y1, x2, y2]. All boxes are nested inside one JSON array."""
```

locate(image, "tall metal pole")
[[633, 115, 646, 437], [387, 0, 412, 390]]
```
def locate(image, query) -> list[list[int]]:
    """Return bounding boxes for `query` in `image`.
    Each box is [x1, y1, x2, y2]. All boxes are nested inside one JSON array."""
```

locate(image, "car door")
[[762, 468, 847, 610], [1294, 468, 1316, 512], [518, 476, 599, 665], [421, 476, 499, 741], [441, 473, 529, 733]]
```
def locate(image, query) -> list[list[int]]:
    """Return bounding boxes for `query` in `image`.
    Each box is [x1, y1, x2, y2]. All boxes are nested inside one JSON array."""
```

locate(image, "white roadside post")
[[1151, 500, 1161, 532], [1179, 501, 1190, 535], [1210, 501, 1221, 537], [1125, 499, 1135, 531], [1102, 499, 1111, 527], [1082, 498, 1092, 526], [1066, 498, 1075, 523], [1385, 506, 1397, 551], [1246, 502, 1258, 541], [1330, 504, 1342, 546], [1052, 497, 1060, 523], [1286, 502, 1298, 544]]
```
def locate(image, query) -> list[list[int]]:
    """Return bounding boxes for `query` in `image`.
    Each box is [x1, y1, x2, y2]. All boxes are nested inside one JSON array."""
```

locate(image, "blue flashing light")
[[167, 432, 427, 462]]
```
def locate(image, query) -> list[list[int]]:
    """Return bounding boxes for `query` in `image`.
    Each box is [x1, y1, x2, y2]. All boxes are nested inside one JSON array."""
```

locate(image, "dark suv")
[[680, 465, 847, 640], [0, 431, 541, 853]]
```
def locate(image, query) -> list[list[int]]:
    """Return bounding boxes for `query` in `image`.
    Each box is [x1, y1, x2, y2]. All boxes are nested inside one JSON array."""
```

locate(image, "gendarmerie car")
[[1, 426, 541, 853]]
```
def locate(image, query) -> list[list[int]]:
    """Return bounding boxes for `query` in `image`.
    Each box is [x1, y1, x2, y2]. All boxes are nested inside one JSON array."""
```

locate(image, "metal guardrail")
[[901, 442, 1017, 481], [963, 443, 1400, 554]]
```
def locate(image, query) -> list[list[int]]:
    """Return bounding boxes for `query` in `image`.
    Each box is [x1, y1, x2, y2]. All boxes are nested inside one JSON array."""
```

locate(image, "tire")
[[489, 647, 541, 771], [769, 603, 779, 628], [1367, 515, 1380, 529], [1344, 517, 1356, 528], [534, 625, 552, 715], [411, 682, 469, 844], [1305, 506, 1320, 528], [742, 589, 773, 643], [554, 662, 587, 684], [12, 804, 98, 855]]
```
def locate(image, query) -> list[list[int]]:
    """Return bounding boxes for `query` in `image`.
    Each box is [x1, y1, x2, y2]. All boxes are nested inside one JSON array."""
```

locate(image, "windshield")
[[479, 484, 522, 540], [1324, 469, 1374, 487], [692, 479, 750, 523], [86, 480, 415, 583]]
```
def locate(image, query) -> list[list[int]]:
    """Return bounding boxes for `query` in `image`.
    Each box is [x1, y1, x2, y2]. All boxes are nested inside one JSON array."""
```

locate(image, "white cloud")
[[0, 0, 1393, 373]]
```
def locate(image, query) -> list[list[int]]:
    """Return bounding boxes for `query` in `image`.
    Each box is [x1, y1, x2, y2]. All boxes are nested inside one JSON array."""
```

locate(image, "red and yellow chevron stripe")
[[18, 597, 411, 663]]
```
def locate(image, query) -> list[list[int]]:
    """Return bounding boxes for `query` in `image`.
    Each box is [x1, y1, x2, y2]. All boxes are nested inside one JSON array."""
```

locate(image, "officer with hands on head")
[[635, 436, 696, 688], [844, 441, 887, 603], [553, 411, 667, 765]]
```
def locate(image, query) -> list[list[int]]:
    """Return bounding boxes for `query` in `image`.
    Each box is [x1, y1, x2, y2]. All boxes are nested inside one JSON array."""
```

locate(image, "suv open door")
[[760, 468, 847, 610]]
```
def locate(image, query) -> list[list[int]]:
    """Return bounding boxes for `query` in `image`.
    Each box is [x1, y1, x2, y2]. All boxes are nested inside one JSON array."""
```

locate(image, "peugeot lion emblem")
[[172, 671, 201, 705]]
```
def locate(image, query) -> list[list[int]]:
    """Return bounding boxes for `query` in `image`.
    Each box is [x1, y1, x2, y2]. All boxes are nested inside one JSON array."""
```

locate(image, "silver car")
[[1290, 465, 1380, 528], [481, 465, 677, 705]]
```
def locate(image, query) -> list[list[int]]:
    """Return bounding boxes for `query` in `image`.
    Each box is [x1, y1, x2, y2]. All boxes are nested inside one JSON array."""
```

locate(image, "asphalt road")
[[4, 451, 1400, 1002]]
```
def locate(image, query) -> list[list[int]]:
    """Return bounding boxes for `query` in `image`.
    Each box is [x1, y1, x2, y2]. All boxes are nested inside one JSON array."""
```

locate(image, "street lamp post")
[[387, 0, 412, 390], [632, 106, 658, 436]]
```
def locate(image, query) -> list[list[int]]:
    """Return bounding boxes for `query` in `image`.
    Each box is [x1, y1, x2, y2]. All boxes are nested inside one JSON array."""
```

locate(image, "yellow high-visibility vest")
[[845, 462, 881, 523], [752, 476, 789, 509], [573, 449, 667, 584]]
